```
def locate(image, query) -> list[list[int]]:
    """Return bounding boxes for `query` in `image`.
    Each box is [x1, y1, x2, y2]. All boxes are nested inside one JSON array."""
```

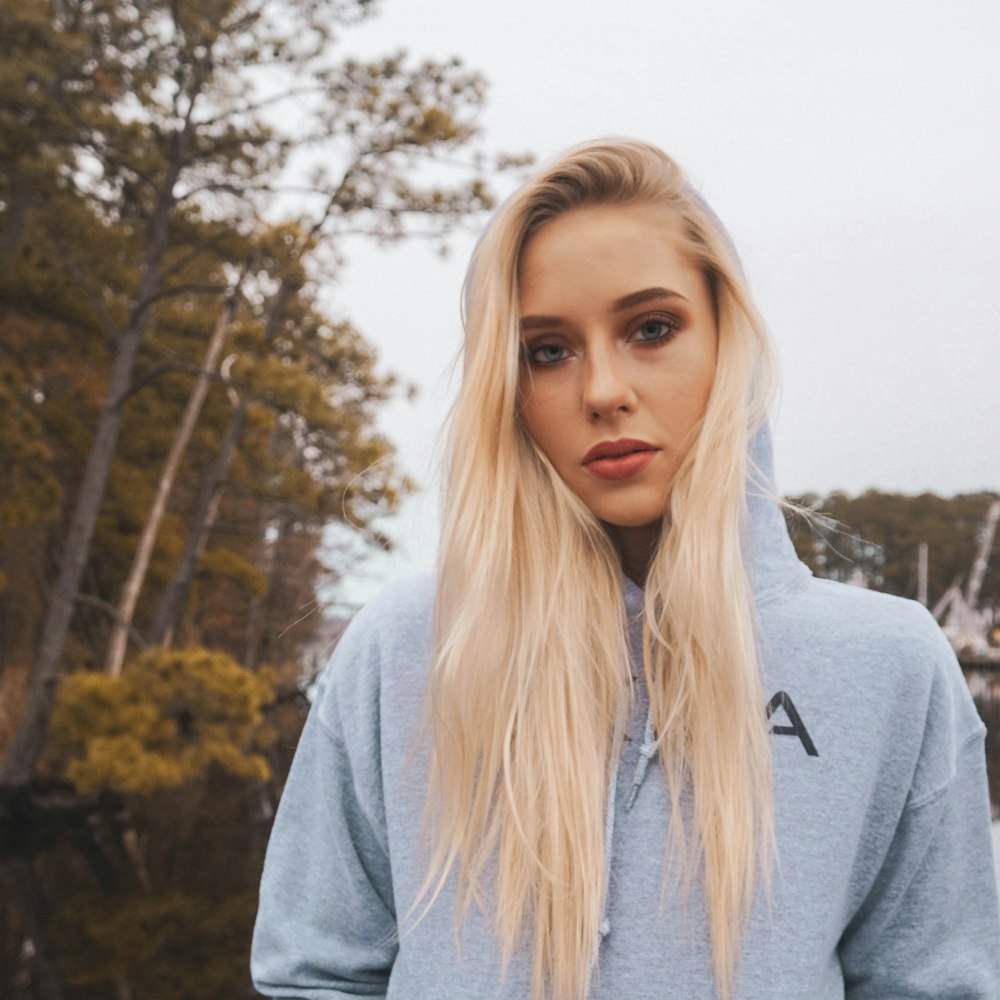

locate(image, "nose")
[[582, 346, 637, 420]]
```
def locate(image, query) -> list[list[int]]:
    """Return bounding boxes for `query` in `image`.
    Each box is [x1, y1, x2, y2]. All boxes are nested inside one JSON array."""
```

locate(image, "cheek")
[[675, 373, 714, 414], [657, 343, 717, 417], [517, 382, 569, 462], [517, 394, 545, 449]]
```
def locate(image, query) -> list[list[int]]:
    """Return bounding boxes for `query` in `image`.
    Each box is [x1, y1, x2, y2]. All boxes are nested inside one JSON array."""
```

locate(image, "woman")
[[251, 139, 1000, 999]]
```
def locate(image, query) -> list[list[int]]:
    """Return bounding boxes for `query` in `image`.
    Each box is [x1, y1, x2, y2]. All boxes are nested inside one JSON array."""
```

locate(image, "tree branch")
[[73, 594, 150, 652]]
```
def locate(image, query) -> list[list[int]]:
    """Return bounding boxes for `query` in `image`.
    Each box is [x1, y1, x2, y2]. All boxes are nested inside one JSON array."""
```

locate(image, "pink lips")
[[582, 438, 658, 480]]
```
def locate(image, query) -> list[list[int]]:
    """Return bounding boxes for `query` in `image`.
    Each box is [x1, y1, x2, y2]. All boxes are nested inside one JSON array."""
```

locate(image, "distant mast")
[[917, 542, 928, 607], [932, 499, 1000, 661]]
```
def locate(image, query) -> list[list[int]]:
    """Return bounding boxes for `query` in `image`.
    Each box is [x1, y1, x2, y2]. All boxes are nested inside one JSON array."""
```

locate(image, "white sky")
[[320, 0, 1000, 605]]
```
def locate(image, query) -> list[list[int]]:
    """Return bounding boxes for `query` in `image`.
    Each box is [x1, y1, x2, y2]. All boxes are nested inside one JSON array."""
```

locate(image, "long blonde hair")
[[423, 139, 778, 999]]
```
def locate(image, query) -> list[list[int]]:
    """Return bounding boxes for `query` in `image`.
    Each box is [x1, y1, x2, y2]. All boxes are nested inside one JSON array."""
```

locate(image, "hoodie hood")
[[745, 423, 812, 604]]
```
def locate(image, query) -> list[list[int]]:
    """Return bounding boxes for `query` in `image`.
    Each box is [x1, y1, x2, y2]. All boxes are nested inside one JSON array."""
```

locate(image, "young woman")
[[251, 139, 1000, 999]]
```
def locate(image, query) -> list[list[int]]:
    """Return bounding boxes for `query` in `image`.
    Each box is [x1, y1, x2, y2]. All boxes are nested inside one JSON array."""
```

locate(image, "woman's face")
[[517, 202, 718, 561]]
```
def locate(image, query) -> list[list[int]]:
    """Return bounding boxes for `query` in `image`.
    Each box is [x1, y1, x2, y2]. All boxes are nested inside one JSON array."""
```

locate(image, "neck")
[[606, 522, 660, 587]]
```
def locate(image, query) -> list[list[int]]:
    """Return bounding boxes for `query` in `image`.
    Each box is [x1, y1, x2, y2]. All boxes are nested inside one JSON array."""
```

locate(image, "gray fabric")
[[252, 433, 1000, 998]]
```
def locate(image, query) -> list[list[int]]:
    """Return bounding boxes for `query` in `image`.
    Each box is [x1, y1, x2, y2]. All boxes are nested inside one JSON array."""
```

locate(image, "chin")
[[595, 511, 666, 532], [591, 500, 670, 531]]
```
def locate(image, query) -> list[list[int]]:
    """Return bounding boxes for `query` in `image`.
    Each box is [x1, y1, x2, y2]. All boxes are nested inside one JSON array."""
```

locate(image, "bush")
[[49, 649, 276, 794]]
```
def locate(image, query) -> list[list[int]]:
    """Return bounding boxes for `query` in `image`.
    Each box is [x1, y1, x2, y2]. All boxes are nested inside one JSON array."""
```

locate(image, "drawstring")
[[590, 585, 657, 992], [587, 710, 625, 994], [598, 712, 623, 942], [625, 706, 656, 812], [592, 700, 657, 987]]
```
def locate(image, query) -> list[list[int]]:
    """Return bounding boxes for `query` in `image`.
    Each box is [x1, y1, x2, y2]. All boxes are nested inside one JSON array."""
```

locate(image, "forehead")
[[517, 203, 705, 312]]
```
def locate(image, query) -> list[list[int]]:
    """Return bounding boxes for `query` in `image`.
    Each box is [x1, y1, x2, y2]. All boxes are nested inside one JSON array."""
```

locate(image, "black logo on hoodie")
[[766, 690, 818, 757]]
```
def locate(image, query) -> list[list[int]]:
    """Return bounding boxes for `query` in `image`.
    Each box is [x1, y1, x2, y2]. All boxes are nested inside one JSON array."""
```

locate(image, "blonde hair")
[[422, 139, 778, 999]]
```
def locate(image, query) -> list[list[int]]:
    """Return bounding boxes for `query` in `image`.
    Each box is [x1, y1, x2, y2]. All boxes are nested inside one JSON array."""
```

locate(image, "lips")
[[582, 438, 659, 481]]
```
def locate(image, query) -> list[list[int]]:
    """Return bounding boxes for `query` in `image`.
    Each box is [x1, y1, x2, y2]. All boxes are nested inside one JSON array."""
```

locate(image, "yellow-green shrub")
[[49, 648, 276, 794]]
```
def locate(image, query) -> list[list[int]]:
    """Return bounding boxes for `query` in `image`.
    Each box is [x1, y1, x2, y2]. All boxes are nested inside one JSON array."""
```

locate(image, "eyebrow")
[[611, 286, 688, 312], [519, 286, 688, 332]]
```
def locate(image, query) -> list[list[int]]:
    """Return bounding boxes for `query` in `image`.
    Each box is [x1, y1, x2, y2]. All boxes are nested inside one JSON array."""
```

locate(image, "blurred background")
[[1, 0, 997, 996]]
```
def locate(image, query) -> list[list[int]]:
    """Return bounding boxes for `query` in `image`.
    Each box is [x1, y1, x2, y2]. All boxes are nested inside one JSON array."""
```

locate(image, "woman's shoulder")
[[768, 577, 985, 800], [348, 572, 438, 639], [312, 573, 437, 732], [781, 573, 962, 669]]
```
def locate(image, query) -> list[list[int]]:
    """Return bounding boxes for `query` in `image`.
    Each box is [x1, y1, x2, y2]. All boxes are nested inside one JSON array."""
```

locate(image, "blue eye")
[[634, 317, 679, 343], [526, 343, 570, 367]]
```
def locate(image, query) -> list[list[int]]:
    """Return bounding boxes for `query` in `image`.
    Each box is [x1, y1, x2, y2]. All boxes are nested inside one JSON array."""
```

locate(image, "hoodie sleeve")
[[837, 632, 1000, 999], [251, 606, 397, 999]]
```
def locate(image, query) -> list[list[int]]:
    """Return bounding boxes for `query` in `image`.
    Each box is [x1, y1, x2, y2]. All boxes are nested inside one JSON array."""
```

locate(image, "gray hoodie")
[[251, 429, 1000, 998]]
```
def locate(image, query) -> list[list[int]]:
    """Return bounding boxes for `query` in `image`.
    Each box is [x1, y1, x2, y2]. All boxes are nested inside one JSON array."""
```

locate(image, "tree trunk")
[[244, 505, 290, 672], [0, 859, 67, 1000], [148, 278, 293, 652], [1, 177, 34, 257], [148, 396, 247, 648], [0, 167, 181, 788], [104, 281, 242, 677]]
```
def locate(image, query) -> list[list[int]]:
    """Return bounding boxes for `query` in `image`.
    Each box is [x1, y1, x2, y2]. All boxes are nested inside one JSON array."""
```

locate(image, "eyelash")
[[524, 342, 570, 367], [632, 313, 680, 345], [523, 313, 681, 368]]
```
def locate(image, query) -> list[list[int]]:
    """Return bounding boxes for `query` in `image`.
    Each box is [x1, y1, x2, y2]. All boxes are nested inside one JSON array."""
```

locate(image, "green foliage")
[[0, 0, 524, 775], [48, 648, 276, 794], [54, 888, 259, 1000], [0, 365, 61, 534], [786, 490, 1000, 606], [198, 547, 267, 597]]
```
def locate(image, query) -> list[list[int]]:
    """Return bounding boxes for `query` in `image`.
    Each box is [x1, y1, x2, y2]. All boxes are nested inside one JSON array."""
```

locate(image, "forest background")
[[0, 1, 997, 998]]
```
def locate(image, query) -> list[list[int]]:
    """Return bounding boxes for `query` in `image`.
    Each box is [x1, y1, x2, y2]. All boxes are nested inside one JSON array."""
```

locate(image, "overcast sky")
[[318, 0, 1000, 604]]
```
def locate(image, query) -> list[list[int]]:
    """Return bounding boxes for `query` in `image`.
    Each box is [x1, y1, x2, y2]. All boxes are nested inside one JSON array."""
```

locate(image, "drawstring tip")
[[625, 740, 656, 813], [624, 782, 640, 812]]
